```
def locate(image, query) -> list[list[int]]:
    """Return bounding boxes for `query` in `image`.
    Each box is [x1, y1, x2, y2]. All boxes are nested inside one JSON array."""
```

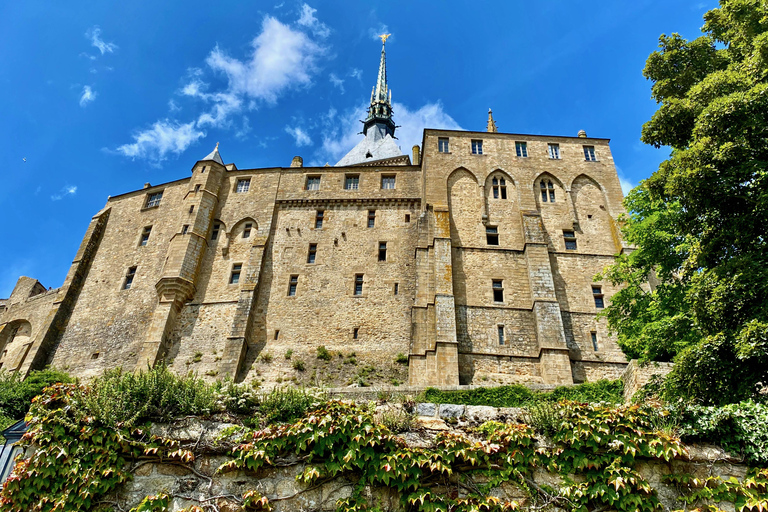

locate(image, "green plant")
[[0, 369, 74, 421], [214, 379, 259, 415], [375, 407, 415, 433], [204, 370, 218, 377], [316, 345, 332, 361], [258, 386, 318, 423], [525, 401, 565, 437], [292, 359, 305, 372], [284, 349, 293, 359], [192, 352, 203, 363], [395, 353, 408, 365], [259, 352, 273, 364]]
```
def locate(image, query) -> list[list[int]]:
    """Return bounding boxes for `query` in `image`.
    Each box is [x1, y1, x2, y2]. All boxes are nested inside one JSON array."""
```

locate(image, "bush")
[[316, 346, 332, 361], [259, 352, 274, 364], [525, 401, 567, 437], [214, 379, 259, 415], [284, 349, 293, 360], [259, 386, 319, 423], [0, 369, 73, 421], [293, 359, 306, 371], [375, 407, 414, 433], [395, 353, 408, 365]]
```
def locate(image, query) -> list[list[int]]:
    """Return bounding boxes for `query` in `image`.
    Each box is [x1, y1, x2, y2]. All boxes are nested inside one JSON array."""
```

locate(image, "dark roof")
[[1, 420, 28, 444]]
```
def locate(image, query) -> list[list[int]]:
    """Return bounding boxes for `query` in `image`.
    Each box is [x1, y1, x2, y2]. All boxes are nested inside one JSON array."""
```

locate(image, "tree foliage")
[[601, 0, 768, 405]]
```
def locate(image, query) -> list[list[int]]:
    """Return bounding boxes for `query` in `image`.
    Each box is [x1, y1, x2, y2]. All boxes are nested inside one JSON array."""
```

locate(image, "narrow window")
[[583, 145, 596, 161], [592, 286, 605, 308], [492, 177, 499, 199], [306, 176, 321, 190], [492, 280, 504, 302], [486, 226, 499, 245], [541, 180, 555, 202], [211, 223, 221, 240], [549, 181, 555, 202], [353, 327, 359, 339], [236, 178, 251, 193], [145, 192, 163, 208], [181, 224, 190, 235], [344, 174, 360, 190], [563, 230, 578, 250], [307, 243, 317, 264], [230, 264, 242, 284], [548, 143, 560, 159], [354, 274, 364, 296], [394, 283, 399, 295], [243, 223, 252, 238], [315, 210, 324, 229], [194, 184, 201, 193], [381, 175, 396, 189], [540, 181, 548, 202], [438, 137, 449, 153], [288, 275, 298, 296], [500, 178, 507, 199], [91, 352, 100, 360], [378, 242, 387, 262], [367, 209, 376, 228], [189, 205, 195, 214], [201, 166, 206, 173], [123, 266, 137, 290], [591, 331, 599, 351], [139, 226, 152, 246], [515, 141, 528, 157], [405, 214, 411, 223], [498, 325, 505, 346], [471, 139, 483, 155], [274, 330, 280, 340]]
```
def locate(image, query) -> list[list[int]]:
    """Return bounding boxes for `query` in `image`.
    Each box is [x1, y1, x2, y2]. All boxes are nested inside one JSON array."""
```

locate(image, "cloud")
[[79, 85, 96, 107], [349, 68, 363, 81], [329, 73, 345, 93], [368, 24, 390, 42], [392, 101, 463, 152], [168, 99, 181, 112], [115, 120, 205, 162], [86, 26, 117, 55], [616, 167, 637, 196], [297, 4, 330, 38], [235, 116, 251, 140], [286, 126, 312, 146], [51, 185, 77, 201]]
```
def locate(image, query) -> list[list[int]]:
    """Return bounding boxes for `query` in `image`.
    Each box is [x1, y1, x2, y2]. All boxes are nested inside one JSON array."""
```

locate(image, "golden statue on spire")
[[379, 33, 391, 44], [215, 141, 220, 150]]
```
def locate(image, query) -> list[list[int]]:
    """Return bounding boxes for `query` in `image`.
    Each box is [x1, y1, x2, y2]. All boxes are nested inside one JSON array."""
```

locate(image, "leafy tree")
[[602, 0, 768, 405]]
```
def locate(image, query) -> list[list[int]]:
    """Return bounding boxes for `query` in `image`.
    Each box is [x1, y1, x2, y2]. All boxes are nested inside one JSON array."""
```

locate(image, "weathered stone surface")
[[415, 416, 450, 430], [438, 403, 465, 419], [464, 405, 497, 424], [415, 402, 436, 417]]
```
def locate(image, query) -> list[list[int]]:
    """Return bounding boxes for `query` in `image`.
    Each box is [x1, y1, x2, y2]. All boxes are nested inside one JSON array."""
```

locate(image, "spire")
[[201, 142, 224, 165], [487, 109, 498, 133], [363, 34, 395, 137]]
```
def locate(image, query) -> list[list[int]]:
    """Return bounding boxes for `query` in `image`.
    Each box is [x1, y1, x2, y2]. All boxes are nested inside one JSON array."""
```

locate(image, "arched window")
[[540, 180, 555, 202], [491, 176, 507, 199]]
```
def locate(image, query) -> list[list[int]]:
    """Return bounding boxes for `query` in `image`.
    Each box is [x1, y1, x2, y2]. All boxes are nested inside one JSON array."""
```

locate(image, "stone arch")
[[532, 172, 566, 205], [484, 169, 524, 250], [230, 217, 258, 242], [571, 174, 618, 253], [0, 320, 32, 371], [484, 169, 516, 201], [447, 168, 483, 248], [209, 219, 227, 242]]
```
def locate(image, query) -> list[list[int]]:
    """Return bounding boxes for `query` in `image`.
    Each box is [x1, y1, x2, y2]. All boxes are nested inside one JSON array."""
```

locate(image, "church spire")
[[487, 109, 498, 133], [363, 34, 395, 137]]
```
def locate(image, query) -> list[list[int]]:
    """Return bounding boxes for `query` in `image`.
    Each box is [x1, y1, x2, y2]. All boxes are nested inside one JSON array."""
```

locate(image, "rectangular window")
[[591, 331, 599, 351], [353, 327, 359, 339], [515, 141, 528, 157], [243, 223, 252, 238], [194, 184, 201, 193], [274, 330, 280, 340], [201, 166, 206, 173], [592, 286, 605, 308], [498, 325, 505, 346], [486, 226, 499, 246], [492, 280, 504, 303], [306, 176, 321, 190], [378, 242, 387, 261], [307, 243, 317, 264], [344, 174, 360, 190], [367, 210, 376, 228], [181, 224, 190, 235], [236, 178, 251, 193], [548, 143, 561, 159], [394, 283, 399, 295], [139, 226, 152, 246], [145, 192, 163, 208], [189, 205, 195, 214], [438, 137, 449, 153], [230, 264, 242, 284], [563, 230, 577, 250], [123, 266, 137, 290], [288, 275, 298, 296], [315, 210, 324, 229], [211, 223, 221, 240], [471, 139, 483, 155], [354, 274, 364, 296], [583, 145, 597, 161], [405, 214, 411, 223], [381, 175, 396, 189]]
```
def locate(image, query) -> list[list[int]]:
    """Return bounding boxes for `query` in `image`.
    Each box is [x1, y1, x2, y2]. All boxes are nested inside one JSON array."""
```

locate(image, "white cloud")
[[286, 125, 312, 146], [235, 116, 251, 140], [297, 4, 330, 38], [168, 99, 181, 112], [115, 120, 205, 162], [51, 185, 77, 201], [616, 167, 637, 196], [86, 26, 117, 55], [368, 25, 390, 42], [79, 85, 96, 107], [349, 68, 363, 81], [329, 73, 345, 93], [392, 101, 463, 152]]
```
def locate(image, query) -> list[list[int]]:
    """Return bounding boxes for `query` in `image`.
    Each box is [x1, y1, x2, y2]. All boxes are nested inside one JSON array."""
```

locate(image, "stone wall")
[[621, 359, 675, 402]]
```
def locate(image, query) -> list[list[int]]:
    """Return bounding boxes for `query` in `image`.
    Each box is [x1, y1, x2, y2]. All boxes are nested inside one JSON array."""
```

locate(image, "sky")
[[0, 0, 717, 298]]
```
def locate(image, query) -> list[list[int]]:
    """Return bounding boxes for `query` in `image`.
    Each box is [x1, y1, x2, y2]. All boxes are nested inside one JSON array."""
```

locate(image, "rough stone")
[[414, 403, 436, 417], [438, 403, 465, 419]]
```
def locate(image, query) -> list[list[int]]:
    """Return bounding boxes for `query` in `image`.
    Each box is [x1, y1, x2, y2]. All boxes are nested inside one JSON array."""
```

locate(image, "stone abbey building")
[[0, 40, 630, 388]]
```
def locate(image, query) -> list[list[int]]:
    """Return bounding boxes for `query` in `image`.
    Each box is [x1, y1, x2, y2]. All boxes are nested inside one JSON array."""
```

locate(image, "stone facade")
[[0, 126, 631, 387]]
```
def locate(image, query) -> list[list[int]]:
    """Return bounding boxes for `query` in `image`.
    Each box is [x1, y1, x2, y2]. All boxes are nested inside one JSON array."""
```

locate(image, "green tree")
[[602, 0, 768, 405]]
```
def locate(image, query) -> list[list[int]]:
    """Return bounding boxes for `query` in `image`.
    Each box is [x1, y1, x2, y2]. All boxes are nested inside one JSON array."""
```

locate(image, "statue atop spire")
[[363, 34, 395, 138]]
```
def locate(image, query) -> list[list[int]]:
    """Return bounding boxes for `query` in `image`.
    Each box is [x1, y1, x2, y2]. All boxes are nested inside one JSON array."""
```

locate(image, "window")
[[243, 223, 252, 238], [306, 176, 321, 190], [367, 210, 376, 228], [91, 352, 100, 360], [548, 143, 560, 159], [378, 242, 387, 261], [492, 177, 507, 199], [405, 214, 411, 223], [438, 137, 449, 153], [515, 141, 528, 157], [139, 226, 152, 246], [592, 286, 605, 308], [540, 180, 555, 202], [201, 166, 206, 173], [353, 327, 359, 339], [591, 331, 599, 351], [381, 175, 396, 189], [563, 230, 577, 250], [195, 184, 201, 193], [189, 205, 195, 214], [307, 243, 317, 264], [471, 139, 483, 155], [274, 330, 280, 340], [344, 174, 360, 190], [394, 283, 399, 295], [486, 226, 499, 246], [354, 274, 364, 296], [236, 178, 250, 193], [211, 223, 221, 240], [498, 325, 505, 346], [583, 146, 596, 161], [123, 266, 137, 290], [230, 264, 242, 284], [145, 192, 163, 208], [492, 280, 504, 302], [288, 275, 298, 296], [181, 224, 190, 235], [315, 210, 324, 229]]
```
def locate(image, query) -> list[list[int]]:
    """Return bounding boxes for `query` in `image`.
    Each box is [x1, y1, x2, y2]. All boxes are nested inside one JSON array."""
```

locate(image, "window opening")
[[201, 166, 206, 173], [306, 176, 321, 190], [563, 230, 577, 250], [145, 192, 163, 208], [378, 242, 387, 261], [194, 184, 201, 193], [211, 223, 221, 240], [381, 175, 396, 189], [307, 243, 317, 264], [394, 283, 399, 295], [438, 137, 449, 153], [584, 145, 596, 161], [243, 223, 252, 238], [592, 286, 604, 308], [515, 141, 528, 157], [548, 143, 560, 159], [591, 331, 599, 351], [91, 352, 100, 360], [540, 180, 555, 202], [353, 327, 359, 339], [139, 226, 152, 246], [492, 280, 504, 302], [471, 139, 483, 155], [189, 205, 195, 214], [236, 178, 251, 193], [274, 330, 280, 340], [181, 224, 190, 235], [344, 175, 360, 190], [288, 275, 298, 296], [354, 274, 364, 296], [498, 325, 505, 345], [230, 264, 242, 284], [405, 214, 411, 223], [486, 226, 499, 245], [123, 266, 137, 290], [367, 210, 375, 228], [315, 210, 324, 229]]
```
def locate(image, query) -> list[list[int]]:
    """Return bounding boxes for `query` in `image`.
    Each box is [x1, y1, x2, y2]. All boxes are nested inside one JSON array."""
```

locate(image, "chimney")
[[412, 145, 421, 165]]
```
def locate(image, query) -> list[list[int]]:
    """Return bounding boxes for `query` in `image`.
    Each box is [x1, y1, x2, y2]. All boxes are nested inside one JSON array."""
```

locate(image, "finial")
[[487, 109, 498, 133], [379, 33, 391, 44], [215, 141, 220, 150]]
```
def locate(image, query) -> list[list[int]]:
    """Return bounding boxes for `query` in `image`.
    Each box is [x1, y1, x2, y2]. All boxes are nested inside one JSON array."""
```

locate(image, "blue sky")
[[0, 1, 715, 298]]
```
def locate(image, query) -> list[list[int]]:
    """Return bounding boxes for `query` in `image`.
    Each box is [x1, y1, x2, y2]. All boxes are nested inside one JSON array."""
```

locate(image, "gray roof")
[[201, 145, 224, 165], [335, 124, 403, 167]]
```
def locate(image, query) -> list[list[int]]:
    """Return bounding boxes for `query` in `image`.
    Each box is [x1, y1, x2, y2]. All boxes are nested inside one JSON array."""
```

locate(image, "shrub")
[[0, 368, 73, 421], [395, 353, 408, 365], [292, 359, 305, 372], [259, 386, 319, 423], [525, 401, 567, 437], [284, 349, 293, 360], [259, 352, 273, 364], [214, 379, 259, 415], [316, 345, 332, 361], [375, 407, 415, 433]]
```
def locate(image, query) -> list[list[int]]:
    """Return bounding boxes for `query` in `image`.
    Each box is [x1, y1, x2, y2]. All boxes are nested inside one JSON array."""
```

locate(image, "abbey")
[[0, 40, 630, 387]]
